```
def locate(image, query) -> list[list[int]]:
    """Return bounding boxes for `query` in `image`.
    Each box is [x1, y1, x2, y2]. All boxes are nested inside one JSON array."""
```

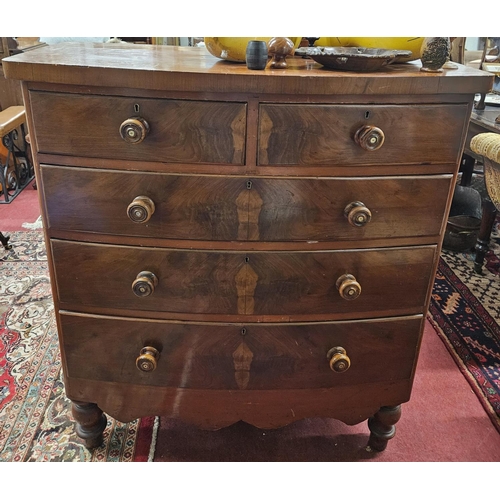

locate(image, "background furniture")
[[461, 104, 500, 273], [470, 132, 500, 214], [0, 105, 33, 203], [4, 44, 492, 451]]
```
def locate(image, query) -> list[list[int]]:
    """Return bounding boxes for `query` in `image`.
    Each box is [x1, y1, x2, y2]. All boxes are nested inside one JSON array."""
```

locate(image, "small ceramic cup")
[[246, 41, 268, 70]]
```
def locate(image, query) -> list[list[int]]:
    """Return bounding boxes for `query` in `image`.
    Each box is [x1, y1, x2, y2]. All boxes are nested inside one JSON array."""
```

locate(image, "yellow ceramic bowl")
[[317, 37, 424, 62], [204, 37, 302, 63]]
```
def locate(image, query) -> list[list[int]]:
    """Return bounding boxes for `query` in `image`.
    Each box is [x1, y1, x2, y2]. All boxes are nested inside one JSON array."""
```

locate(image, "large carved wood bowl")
[[295, 46, 413, 72], [316, 37, 424, 62]]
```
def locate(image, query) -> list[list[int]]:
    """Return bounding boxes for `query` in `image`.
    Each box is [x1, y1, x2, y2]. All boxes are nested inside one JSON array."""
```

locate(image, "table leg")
[[474, 198, 498, 274]]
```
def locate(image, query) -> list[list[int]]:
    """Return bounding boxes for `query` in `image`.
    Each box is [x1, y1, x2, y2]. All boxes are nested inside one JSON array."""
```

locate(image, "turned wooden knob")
[[136, 346, 159, 372], [344, 201, 372, 227], [127, 196, 155, 223], [119, 117, 150, 144], [132, 271, 158, 297], [354, 125, 385, 151], [336, 273, 361, 300], [327, 347, 351, 373]]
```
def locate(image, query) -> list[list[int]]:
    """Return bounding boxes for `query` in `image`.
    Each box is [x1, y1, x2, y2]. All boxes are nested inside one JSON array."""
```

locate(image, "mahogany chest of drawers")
[[4, 43, 492, 451]]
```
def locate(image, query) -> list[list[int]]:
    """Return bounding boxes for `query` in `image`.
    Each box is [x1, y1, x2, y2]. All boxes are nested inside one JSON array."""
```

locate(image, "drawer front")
[[60, 312, 422, 390], [30, 92, 247, 164], [258, 103, 468, 166], [51, 240, 436, 317], [41, 166, 244, 241], [41, 165, 451, 242]]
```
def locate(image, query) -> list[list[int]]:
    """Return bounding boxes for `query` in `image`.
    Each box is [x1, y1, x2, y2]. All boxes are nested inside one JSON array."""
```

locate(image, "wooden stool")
[[0, 231, 12, 250], [470, 133, 500, 273], [0, 105, 33, 203]]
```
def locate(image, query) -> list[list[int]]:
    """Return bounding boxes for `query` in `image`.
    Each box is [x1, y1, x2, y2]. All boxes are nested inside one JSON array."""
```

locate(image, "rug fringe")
[[147, 416, 160, 462]]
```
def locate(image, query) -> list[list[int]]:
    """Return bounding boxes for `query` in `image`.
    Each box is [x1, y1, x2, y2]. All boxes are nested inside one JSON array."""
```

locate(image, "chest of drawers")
[[4, 43, 493, 452]]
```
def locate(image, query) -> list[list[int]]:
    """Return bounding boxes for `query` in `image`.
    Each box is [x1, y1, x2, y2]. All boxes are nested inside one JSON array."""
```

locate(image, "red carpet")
[[0, 180, 40, 231], [152, 320, 500, 461]]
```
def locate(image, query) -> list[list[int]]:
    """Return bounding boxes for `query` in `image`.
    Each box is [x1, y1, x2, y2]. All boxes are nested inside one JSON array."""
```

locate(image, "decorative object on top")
[[294, 46, 413, 72], [246, 40, 268, 70], [305, 37, 320, 47], [420, 37, 450, 73], [268, 37, 296, 69], [204, 37, 301, 62], [316, 37, 425, 62]]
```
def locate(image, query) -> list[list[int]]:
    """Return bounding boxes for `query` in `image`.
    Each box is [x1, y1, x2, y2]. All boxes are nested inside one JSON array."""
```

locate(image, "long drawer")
[[60, 312, 423, 391], [51, 240, 437, 318], [30, 92, 247, 164], [41, 165, 452, 242], [258, 103, 468, 166]]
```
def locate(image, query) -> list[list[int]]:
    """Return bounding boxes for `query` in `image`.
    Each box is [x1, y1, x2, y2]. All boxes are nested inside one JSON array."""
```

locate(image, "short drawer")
[[51, 240, 437, 318], [258, 103, 468, 166], [60, 312, 423, 390], [41, 165, 452, 242], [30, 91, 247, 165]]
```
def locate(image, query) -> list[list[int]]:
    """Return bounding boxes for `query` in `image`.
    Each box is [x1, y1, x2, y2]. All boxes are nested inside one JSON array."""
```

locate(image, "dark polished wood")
[[367, 405, 402, 452], [30, 92, 247, 165], [258, 103, 468, 166], [5, 43, 492, 450], [60, 312, 422, 391], [51, 239, 436, 318], [2, 44, 492, 96], [40, 165, 452, 242], [71, 401, 107, 449]]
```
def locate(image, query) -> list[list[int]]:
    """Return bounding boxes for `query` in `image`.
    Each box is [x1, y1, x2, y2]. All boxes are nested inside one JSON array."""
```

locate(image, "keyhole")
[[365, 111, 370, 119], [245, 257, 250, 263], [134, 103, 140, 113]]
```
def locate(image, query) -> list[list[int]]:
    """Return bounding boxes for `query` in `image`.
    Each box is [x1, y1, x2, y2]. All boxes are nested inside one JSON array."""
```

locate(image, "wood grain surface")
[[51, 239, 436, 318], [258, 103, 468, 166], [60, 312, 422, 391], [3, 44, 493, 95], [30, 91, 246, 164]]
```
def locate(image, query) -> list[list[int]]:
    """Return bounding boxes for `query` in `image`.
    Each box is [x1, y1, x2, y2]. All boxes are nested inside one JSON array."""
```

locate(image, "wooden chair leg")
[[474, 198, 498, 274], [0, 231, 12, 250], [460, 153, 476, 186]]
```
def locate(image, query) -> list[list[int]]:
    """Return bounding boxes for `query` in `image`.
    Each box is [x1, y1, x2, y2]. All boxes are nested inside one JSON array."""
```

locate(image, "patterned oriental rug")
[[0, 229, 157, 461], [428, 217, 500, 433]]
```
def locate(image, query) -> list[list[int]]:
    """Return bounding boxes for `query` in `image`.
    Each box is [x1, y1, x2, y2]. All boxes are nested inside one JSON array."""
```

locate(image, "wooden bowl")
[[295, 46, 413, 72]]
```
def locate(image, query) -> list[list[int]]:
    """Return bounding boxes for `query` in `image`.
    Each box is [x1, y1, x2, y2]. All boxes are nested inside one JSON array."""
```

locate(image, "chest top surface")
[[2, 42, 494, 96]]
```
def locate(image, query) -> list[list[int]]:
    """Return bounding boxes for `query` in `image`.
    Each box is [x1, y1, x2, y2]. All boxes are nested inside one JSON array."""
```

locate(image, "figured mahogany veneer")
[[51, 239, 436, 318], [4, 44, 492, 451], [258, 103, 468, 166], [60, 313, 422, 391], [40, 166, 452, 242], [29, 92, 247, 165]]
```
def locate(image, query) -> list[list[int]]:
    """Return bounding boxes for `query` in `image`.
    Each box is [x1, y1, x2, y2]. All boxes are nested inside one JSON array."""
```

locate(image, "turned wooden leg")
[[367, 405, 402, 452], [459, 153, 475, 187], [71, 400, 107, 449], [0, 231, 12, 250], [474, 198, 498, 274]]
